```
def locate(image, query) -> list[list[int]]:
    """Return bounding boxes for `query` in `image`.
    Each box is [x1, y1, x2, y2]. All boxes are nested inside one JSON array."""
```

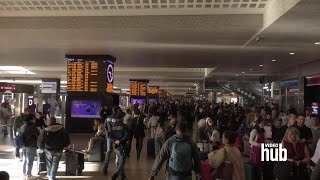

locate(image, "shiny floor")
[[0, 132, 167, 180]]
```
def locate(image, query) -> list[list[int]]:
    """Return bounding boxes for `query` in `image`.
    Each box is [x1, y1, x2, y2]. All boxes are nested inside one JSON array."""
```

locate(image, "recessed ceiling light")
[[242, 72, 245, 74], [235, 75, 239, 76], [249, 69, 253, 71], [315, 42, 320, 45], [259, 64, 263, 67], [290, 52, 295, 55], [272, 59, 276, 62]]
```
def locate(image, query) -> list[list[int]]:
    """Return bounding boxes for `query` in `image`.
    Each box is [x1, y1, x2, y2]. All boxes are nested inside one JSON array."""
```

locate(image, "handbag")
[[212, 148, 234, 180]]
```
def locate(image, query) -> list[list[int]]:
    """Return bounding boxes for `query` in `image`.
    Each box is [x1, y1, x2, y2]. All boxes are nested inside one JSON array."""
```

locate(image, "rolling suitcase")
[[37, 150, 47, 175], [201, 161, 212, 180], [65, 145, 85, 176], [147, 138, 155, 158], [244, 162, 259, 180]]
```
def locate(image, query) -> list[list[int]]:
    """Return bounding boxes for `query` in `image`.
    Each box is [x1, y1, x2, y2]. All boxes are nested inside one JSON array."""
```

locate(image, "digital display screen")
[[67, 59, 100, 92], [131, 98, 146, 104], [130, 81, 148, 96], [71, 100, 101, 118], [312, 102, 318, 115], [106, 60, 114, 93], [148, 86, 159, 95], [67, 56, 115, 93]]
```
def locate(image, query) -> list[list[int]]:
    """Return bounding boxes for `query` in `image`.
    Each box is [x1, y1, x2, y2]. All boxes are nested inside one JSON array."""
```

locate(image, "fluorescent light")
[[60, 81, 67, 84], [0, 79, 42, 83], [122, 88, 130, 91], [259, 64, 263, 67], [290, 52, 295, 55], [0, 66, 26, 71], [315, 42, 320, 45], [60, 85, 67, 88], [272, 59, 276, 62]]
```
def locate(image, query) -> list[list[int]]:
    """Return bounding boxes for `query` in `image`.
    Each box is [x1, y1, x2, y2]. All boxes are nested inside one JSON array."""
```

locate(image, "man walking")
[[149, 120, 201, 180], [21, 114, 39, 180], [37, 117, 70, 180], [103, 110, 128, 180]]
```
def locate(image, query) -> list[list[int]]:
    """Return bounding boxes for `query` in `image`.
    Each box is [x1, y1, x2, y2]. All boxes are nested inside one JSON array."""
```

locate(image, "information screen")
[[67, 59, 100, 92], [148, 86, 159, 95], [130, 81, 148, 96], [67, 57, 115, 93]]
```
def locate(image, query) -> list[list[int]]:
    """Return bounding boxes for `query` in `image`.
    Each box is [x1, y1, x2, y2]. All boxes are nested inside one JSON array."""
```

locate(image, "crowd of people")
[[1, 98, 320, 180], [1, 105, 70, 180]]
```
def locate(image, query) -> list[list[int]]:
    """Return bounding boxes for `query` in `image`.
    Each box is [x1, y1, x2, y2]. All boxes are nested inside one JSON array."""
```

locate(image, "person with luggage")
[[249, 117, 266, 179], [20, 114, 39, 180], [208, 130, 245, 180], [84, 118, 106, 155], [274, 127, 311, 180], [155, 121, 165, 156], [103, 112, 128, 180], [132, 109, 146, 160], [37, 117, 70, 180], [148, 120, 201, 180]]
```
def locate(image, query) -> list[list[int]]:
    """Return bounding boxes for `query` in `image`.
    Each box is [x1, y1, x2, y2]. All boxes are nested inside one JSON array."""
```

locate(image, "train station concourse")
[[1, 0, 320, 179]]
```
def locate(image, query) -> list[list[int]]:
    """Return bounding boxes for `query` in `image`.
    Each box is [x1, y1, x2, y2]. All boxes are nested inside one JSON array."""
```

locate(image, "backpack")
[[169, 140, 193, 173]]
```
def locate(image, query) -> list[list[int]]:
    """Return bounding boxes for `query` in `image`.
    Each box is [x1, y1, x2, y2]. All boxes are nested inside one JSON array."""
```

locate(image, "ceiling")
[[0, 0, 319, 95]]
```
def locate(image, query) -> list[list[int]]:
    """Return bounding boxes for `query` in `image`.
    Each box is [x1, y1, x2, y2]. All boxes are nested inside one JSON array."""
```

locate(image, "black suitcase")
[[37, 150, 47, 175], [65, 145, 85, 176], [244, 162, 259, 180], [147, 138, 155, 158]]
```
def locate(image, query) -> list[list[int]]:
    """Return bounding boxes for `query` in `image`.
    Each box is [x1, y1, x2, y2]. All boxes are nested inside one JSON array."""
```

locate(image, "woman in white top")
[[154, 121, 165, 156], [249, 117, 266, 178], [148, 112, 160, 139], [85, 118, 106, 154]]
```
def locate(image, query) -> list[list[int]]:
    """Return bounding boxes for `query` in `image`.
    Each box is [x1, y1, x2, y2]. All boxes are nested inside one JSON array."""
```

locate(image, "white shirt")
[[312, 139, 320, 164], [264, 126, 272, 139], [305, 116, 312, 128]]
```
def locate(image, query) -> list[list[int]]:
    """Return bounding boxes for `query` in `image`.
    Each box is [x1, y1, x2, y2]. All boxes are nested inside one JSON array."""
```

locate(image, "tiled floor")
[[0, 133, 167, 180]]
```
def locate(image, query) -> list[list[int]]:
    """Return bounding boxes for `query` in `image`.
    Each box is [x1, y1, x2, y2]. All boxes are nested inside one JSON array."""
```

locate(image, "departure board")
[[148, 86, 159, 96], [130, 81, 148, 97]]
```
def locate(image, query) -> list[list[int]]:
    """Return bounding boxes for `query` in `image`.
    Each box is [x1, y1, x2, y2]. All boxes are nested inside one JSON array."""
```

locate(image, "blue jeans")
[[23, 147, 37, 176], [103, 138, 125, 175], [45, 149, 62, 180]]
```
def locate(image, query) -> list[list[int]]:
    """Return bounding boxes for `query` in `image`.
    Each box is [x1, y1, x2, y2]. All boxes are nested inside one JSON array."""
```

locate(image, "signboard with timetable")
[[130, 81, 148, 97], [66, 55, 116, 93], [148, 86, 159, 96]]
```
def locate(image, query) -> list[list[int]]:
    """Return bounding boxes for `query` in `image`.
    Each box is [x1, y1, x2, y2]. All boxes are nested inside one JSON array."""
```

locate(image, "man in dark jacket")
[[20, 113, 39, 179], [103, 112, 128, 180], [37, 117, 70, 180], [149, 120, 201, 180]]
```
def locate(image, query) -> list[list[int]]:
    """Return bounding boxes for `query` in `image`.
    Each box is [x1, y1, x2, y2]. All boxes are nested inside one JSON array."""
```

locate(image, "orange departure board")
[[148, 86, 159, 95], [130, 81, 148, 96], [67, 59, 100, 92]]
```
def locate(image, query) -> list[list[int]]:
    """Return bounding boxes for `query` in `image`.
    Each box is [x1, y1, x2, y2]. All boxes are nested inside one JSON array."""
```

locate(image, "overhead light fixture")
[[315, 42, 320, 45], [290, 52, 295, 55], [272, 59, 277, 62], [249, 69, 253, 71], [242, 72, 245, 74], [259, 64, 263, 67], [0, 66, 36, 75], [235, 75, 239, 76], [0, 79, 42, 84]]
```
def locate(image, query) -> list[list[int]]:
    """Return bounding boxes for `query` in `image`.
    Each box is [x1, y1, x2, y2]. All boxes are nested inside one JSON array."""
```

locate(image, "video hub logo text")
[[261, 143, 287, 162]]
